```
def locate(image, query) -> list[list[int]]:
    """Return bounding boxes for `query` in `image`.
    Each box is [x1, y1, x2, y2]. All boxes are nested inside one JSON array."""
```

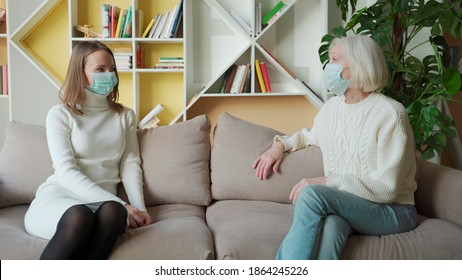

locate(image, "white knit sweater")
[[275, 93, 417, 205], [44, 89, 147, 211]]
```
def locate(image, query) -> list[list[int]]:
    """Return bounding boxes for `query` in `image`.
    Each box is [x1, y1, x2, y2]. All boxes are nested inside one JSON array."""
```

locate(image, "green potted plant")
[[319, 0, 462, 160]]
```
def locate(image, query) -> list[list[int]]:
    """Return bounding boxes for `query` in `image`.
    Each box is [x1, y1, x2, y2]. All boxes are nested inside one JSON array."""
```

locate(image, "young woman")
[[253, 35, 418, 259], [25, 41, 152, 260]]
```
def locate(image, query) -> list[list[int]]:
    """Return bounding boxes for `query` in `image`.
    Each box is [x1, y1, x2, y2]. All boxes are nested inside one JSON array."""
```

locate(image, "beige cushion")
[[0, 122, 53, 208], [211, 113, 324, 204], [110, 204, 214, 260], [137, 115, 211, 206], [206, 200, 293, 260]]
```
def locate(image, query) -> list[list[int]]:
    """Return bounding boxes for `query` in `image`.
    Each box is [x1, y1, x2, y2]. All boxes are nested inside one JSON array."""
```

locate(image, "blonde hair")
[[329, 35, 388, 92], [60, 41, 123, 115]]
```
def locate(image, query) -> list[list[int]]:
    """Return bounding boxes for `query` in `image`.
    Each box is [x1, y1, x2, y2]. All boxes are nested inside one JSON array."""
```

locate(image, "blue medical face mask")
[[85, 71, 118, 96], [323, 63, 350, 96]]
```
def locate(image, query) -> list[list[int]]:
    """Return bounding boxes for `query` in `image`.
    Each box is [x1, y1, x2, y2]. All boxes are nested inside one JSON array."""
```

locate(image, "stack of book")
[[113, 48, 133, 70], [219, 64, 251, 94], [0, 64, 8, 96], [255, 59, 272, 93], [155, 57, 184, 70], [102, 4, 138, 38], [141, 0, 183, 39]]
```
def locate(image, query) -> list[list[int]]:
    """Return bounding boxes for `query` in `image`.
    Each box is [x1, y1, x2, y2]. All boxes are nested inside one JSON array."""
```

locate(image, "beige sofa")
[[1, 113, 461, 259]]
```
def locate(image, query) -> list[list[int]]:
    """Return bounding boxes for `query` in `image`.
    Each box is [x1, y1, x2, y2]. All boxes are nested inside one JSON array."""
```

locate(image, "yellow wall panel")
[[23, 0, 69, 83]]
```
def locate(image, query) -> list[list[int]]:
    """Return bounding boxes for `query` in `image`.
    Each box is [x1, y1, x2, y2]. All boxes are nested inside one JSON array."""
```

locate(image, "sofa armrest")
[[415, 159, 462, 227]]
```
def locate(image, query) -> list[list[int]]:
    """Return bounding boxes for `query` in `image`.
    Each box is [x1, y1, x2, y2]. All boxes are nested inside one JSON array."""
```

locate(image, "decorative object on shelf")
[[75, 25, 101, 38], [320, 0, 462, 160], [138, 104, 164, 129], [0, 8, 6, 34]]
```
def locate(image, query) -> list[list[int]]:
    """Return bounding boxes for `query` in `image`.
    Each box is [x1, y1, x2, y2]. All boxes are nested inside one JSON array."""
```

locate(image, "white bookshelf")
[[174, 0, 332, 122]]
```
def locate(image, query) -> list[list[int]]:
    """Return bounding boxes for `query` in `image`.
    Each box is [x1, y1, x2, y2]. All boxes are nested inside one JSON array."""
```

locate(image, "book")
[[255, 59, 266, 93], [135, 9, 144, 37], [141, 117, 160, 129], [142, 16, 157, 38], [219, 65, 234, 93], [122, 6, 132, 38], [115, 9, 126, 38], [242, 65, 252, 93], [266, 3, 288, 26], [172, 11, 183, 38], [148, 14, 161, 38], [118, 9, 128, 38], [136, 45, 144, 68], [138, 104, 164, 129], [262, 1, 284, 25], [101, 4, 111, 38], [224, 64, 238, 93], [169, 0, 184, 38], [110, 5, 120, 38], [259, 62, 272, 93], [153, 11, 169, 38], [230, 65, 246, 94], [160, 11, 173, 39], [230, 10, 252, 36], [165, 5, 179, 38], [239, 64, 251, 93]]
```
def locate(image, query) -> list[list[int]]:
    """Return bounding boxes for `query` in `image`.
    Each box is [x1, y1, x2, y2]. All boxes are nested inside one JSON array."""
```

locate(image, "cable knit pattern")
[[42, 89, 146, 211], [275, 93, 417, 204]]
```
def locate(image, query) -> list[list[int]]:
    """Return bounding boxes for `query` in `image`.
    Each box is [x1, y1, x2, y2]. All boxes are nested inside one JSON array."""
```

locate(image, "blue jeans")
[[276, 185, 417, 260]]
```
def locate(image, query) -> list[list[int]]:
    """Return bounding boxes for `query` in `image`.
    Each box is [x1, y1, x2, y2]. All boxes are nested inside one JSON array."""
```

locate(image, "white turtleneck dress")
[[25, 90, 146, 239], [275, 93, 417, 205]]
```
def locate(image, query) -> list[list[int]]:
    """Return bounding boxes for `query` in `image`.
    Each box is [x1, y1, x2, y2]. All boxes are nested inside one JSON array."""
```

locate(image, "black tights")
[[40, 201, 127, 260]]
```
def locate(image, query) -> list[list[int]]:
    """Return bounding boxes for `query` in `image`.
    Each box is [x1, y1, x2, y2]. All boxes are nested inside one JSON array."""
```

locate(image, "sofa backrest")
[[210, 113, 324, 204], [415, 159, 462, 227], [0, 115, 212, 208], [0, 121, 53, 208]]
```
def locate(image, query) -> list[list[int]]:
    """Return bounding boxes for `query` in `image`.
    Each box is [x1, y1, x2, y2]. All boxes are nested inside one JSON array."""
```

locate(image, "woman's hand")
[[125, 204, 153, 228], [289, 177, 327, 204], [252, 141, 285, 180]]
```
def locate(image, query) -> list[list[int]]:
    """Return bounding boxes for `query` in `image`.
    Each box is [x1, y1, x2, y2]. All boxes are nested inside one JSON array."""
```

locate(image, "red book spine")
[[260, 62, 271, 93]]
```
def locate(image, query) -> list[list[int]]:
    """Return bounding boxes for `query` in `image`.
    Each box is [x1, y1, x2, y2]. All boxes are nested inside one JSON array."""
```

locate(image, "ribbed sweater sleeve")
[[119, 109, 147, 211]]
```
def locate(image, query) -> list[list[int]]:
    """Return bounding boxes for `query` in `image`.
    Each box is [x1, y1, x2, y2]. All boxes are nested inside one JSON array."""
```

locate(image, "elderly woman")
[[253, 35, 417, 260]]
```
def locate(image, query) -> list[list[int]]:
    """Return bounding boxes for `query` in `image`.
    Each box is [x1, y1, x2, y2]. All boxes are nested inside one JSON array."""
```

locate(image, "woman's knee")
[[96, 201, 127, 225]]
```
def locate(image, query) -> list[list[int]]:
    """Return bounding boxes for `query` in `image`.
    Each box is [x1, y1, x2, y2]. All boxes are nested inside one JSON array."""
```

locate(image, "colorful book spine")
[[260, 62, 272, 93], [255, 59, 266, 93], [101, 4, 111, 38], [115, 9, 126, 38], [110, 6, 120, 38], [122, 6, 132, 38], [225, 64, 238, 93], [142, 17, 156, 38]]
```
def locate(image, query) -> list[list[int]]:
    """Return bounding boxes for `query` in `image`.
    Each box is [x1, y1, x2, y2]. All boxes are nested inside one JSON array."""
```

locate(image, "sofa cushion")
[[207, 200, 462, 260], [137, 115, 211, 206], [211, 113, 324, 204], [0, 205, 48, 259], [206, 200, 293, 259], [110, 204, 214, 260], [0, 122, 53, 208], [341, 215, 462, 259]]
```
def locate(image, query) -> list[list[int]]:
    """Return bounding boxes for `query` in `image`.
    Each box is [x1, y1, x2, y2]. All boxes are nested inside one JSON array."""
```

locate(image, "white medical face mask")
[[323, 63, 350, 96], [85, 71, 118, 96]]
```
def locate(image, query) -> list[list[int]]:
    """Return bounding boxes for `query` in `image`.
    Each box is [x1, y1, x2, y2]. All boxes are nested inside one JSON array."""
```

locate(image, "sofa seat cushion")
[[342, 215, 462, 259], [207, 200, 462, 260], [0, 205, 48, 259], [110, 204, 214, 260], [137, 115, 211, 206], [206, 200, 293, 259], [211, 113, 324, 204]]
